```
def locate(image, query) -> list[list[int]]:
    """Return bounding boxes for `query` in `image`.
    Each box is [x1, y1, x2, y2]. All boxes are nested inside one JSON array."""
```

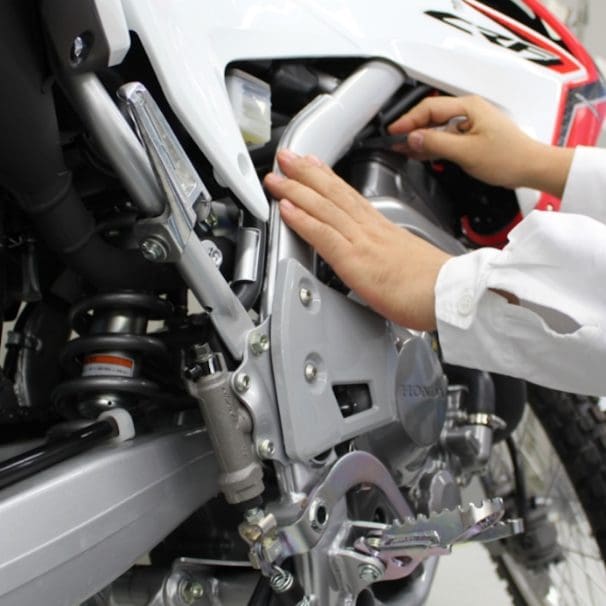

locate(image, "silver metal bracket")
[[118, 82, 254, 359], [231, 318, 287, 463]]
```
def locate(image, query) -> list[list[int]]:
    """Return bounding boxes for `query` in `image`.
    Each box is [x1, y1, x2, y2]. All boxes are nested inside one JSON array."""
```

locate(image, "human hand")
[[389, 95, 573, 197], [263, 150, 452, 331]]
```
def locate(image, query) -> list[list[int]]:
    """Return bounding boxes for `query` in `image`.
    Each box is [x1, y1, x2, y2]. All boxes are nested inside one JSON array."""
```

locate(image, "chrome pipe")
[[66, 73, 165, 217], [262, 60, 407, 317]]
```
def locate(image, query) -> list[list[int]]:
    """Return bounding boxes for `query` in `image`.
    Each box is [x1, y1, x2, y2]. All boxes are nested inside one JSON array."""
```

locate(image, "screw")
[[257, 439, 275, 458], [304, 362, 318, 382], [179, 580, 204, 603], [358, 563, 382, 583], [250, 333, 270, 355], [140, 237, 168, 262], [234, 372, 251, 393], [70, 35, 87, 64], [299, 287, 313, 306]]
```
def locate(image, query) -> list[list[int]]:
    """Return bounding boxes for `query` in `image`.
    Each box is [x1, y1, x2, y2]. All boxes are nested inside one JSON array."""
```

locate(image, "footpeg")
[[355, 499, 519, 580]]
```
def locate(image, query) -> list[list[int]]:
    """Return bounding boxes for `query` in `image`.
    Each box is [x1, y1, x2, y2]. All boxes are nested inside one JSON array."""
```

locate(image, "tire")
[[485, 385, 606, 606]]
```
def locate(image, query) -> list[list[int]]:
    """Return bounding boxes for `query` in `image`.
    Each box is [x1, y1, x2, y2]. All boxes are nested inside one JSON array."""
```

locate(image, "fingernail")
[[306, 154, 324, 167], [279, 198, 295, 212], [278, 148, 299, 163], [408, 132, 424, 152], [265, 172, 285, 185]]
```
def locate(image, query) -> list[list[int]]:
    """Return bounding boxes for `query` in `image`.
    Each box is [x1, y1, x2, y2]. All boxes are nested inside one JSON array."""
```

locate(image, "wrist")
[[521, 141, 574, 198]]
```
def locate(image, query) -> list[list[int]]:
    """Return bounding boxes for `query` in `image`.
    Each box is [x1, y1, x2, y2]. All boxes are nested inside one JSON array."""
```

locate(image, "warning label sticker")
[[82, 354, 135, 378]]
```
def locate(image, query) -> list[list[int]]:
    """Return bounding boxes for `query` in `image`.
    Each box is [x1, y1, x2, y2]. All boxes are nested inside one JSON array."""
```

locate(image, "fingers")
[[388, 96, 470, 134], [278, 198, 352, 265], [275, 150, 376, 223], [405, 129, 474, 164], [264, 172, 358, 240]]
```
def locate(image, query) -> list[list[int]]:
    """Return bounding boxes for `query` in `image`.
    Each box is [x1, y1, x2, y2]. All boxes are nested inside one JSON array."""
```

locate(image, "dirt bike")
[[0, 0, 604, 605]]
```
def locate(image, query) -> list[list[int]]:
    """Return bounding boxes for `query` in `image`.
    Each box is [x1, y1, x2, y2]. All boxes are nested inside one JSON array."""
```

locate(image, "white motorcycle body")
[[107, 0, 594, 219]]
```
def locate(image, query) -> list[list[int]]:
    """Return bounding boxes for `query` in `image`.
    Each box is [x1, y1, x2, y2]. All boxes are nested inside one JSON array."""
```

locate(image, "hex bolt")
[[257, 439, 275, 458], [140, 237, 168, 262], [179, 580, 204, 603], [299, 287, 313, 306], [250, 333, 270, 355], [304, 362, 318, 382], [358, 563, 382, 583], [234, 372, 251, 393]]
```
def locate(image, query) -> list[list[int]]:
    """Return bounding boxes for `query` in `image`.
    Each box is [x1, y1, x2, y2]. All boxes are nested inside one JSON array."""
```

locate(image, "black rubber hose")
[[0, 419, 115, 491], [506, 436, 529, 523], [0, 0, 177, 292], [380, 84, 433, 127], [492, 374, 527, 443]]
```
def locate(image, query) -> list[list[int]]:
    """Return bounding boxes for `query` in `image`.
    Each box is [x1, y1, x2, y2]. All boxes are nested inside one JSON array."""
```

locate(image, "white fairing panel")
[[120, 0, 587, 220]]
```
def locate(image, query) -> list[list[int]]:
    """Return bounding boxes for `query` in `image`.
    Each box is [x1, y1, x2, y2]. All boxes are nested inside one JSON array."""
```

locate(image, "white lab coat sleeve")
[[560, 146, 606, 224], [435, 210, 606, 396]]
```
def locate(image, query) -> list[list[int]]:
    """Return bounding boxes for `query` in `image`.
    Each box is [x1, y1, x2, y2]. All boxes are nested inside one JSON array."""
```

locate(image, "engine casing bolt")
[[304, 362, 318, 382], [257, 439, 275, 458], [234, 372, 251, 393], [299, 287, 313, 306], [140, 237, 168, 262], [250, 333, 270, 355], [358, 563, 382, 583], [179, 579, 204, 603]]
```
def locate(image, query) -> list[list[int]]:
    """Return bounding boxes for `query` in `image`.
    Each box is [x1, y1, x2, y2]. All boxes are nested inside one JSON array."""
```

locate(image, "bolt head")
[[257, 439, 275, 458], [250, 333, 270, 355], [304, 362, 318, 382], [358, 563, 381, 583], [234, 373, 251, 393], [180, 580, 204, 603], [140, 238, 168, 262], [299, 287, 313, 306]]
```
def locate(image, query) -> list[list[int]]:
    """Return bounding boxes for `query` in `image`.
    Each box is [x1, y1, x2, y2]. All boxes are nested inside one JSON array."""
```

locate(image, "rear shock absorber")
[[52, 292, 173, 418]]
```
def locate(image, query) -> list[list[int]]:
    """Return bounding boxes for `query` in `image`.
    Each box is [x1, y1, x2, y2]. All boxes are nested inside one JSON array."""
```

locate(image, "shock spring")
[[52, 291, 173, 418]]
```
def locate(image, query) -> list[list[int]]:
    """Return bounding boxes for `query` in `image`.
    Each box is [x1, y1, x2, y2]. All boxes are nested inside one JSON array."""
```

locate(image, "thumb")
[[408, 129, 470, 164]]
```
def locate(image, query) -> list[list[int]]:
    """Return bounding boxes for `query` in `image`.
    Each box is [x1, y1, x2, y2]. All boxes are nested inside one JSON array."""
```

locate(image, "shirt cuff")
[[434, 247, 501, 330], [561, 146, 606, 223]]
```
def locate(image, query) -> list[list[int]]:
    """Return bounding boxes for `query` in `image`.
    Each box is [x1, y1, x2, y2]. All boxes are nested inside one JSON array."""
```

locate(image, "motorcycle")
[[0, 0, 604, 604]]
